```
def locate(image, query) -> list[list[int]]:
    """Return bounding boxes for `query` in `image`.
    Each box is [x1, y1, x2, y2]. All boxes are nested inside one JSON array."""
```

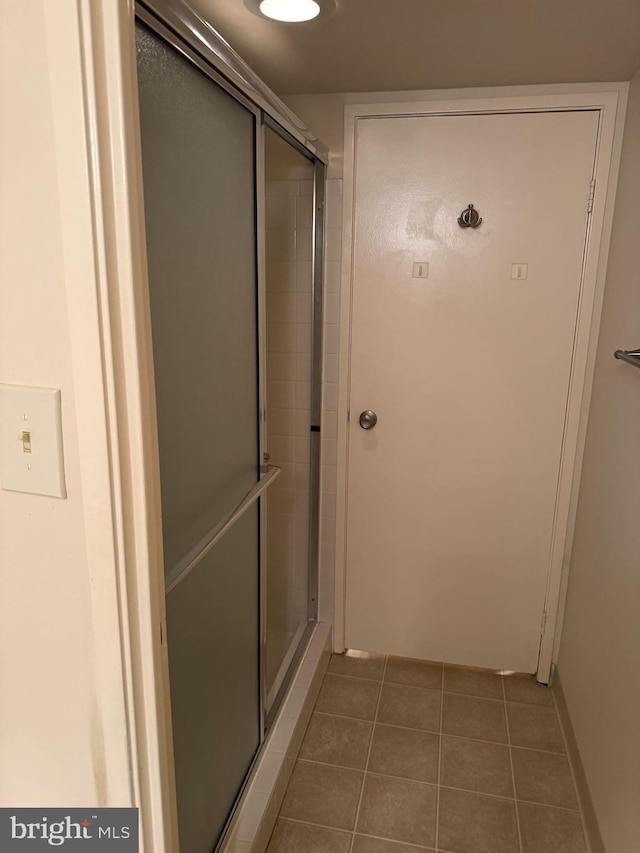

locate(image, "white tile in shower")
[[321, 437, 337, 467], [319, 593, 335, 624], [326, 178, 343, 197], [296, 229, 313, 262], [295, 537, 309, 567], [325, 227, 342, 262], [298, 179, 314, 196], [295, 381, 311, 411], [268, 487, 295, 517], [296, 261, 313, 293], [295, 293, 312, 323], [266, 228, 296, 262], [269, 408, 296, 437], [266, 261, 296, 293], [321, 465, 337, 493], [267, 322, 296, 353], [295, 463, 310, 492], [265, 179, 299, 197], [321, 492, 336, 520], [320, 517, 336, 547], [268, 534, 295, 566], [295, 436, 310, 464], [326, 192, 343, 228], [322, 409, 338, 439], [266, 195, 296, 229], [323, 353, 339, 383], [324, 293, 341, 325], [325, 260, 341, 293], [269, 435, 295, 463], [295, 196, 314, 230], [267, 513, 296, 544], [323, 382, 338, 412], [295, 410, 309, 438], [267, 292, 296, 324], [319, 541, 336, 579], [295, 323, 312, 354], [323, 324, 340, 354], [268, 352, 297, 382], [296, 352, 312, 381], [268, 380, 296, 410]]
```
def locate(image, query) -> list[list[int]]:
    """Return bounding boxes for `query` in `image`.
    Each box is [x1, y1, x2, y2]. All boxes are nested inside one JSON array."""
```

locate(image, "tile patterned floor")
[[267, 652, 588, 853]]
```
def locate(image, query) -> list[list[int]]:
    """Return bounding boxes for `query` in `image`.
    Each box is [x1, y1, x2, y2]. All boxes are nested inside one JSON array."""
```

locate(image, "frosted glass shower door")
[[136, 22, 261, 853]]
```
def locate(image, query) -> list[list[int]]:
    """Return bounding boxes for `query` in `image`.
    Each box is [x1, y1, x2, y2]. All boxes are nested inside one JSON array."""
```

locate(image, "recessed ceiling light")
[[244, 0, 336, 23], [259, 0, 320, 22]]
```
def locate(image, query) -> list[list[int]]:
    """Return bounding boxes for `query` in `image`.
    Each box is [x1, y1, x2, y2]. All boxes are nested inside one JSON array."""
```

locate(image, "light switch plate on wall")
[[0, 384, 67, 498]]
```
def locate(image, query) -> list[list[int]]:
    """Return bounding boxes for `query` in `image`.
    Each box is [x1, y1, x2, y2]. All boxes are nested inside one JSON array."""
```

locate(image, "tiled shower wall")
[[266, 178, 314, 645], [319, 178, 343, 625], [266, 176, 342, 635]]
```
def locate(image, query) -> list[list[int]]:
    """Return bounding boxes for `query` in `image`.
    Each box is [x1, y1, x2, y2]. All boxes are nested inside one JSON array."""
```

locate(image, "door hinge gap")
[[587, 179, 596, 213]]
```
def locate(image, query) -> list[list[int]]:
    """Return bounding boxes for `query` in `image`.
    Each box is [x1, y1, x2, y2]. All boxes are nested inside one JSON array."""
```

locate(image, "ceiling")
[[188, 0, 640, 96]]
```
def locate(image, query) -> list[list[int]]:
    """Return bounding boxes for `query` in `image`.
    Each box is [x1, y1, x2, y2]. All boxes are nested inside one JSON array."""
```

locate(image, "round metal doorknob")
[[359, 410, 378, 430]]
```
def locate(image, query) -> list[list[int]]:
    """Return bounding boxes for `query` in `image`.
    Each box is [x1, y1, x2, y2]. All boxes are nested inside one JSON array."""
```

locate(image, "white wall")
[[557, 68, 640, 852], [0, 0, 131, 807]]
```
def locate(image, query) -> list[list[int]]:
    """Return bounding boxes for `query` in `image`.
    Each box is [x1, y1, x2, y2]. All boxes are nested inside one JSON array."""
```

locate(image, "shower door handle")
[[359, 410, 378, 430], [165, 464, 281, 595]]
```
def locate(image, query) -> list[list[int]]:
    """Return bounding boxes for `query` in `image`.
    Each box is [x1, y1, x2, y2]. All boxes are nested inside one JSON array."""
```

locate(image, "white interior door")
[[345, 110, 599, 673]]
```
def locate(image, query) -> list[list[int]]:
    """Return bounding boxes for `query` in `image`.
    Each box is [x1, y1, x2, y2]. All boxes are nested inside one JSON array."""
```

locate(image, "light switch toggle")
[[18, 430, 32, 453]]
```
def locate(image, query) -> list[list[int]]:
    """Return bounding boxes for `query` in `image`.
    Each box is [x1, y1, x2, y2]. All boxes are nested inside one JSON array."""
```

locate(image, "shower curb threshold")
[[220, 622, 332, 853]]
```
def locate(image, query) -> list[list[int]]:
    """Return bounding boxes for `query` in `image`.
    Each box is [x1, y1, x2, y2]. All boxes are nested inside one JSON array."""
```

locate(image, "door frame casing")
[[335, 87, 628, 682]]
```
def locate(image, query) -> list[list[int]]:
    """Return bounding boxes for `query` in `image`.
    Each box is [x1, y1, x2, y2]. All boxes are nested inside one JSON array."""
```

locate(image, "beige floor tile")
[[503, 675, 554, 707], [441, 735, 514, 798], [385, 656, 443, 690], [442, 693, 508, 744], [367, 724, 439, 783], [267, 819, 352, 853], [328, 651, 386, 681], [356, 774, 437, 847], [438, 787, 519, 853], [315, 674, 380, 720], [377, 683, 441, 732], [518, 802, 587, 853], [512, 748, 578, 809], [352, 836, 432, 853], [444, 666, 504, 700], [299, 713, 373, 769], [507, 703, 565, 753], [280, 761, 363, 830]]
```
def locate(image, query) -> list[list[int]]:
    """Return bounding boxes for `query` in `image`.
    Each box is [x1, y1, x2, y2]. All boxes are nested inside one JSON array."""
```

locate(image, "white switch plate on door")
[[0, 384, 67, 498]]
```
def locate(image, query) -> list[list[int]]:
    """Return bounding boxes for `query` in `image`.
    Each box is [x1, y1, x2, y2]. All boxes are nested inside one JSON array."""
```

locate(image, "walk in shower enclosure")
[[134, 3, 325, 851]]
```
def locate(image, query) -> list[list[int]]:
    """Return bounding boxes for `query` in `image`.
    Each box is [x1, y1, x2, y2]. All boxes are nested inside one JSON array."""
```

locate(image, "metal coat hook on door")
[[458, 203, 483, 228]]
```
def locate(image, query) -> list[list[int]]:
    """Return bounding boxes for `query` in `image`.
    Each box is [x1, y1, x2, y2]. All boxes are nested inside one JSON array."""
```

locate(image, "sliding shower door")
[[263, 127, 322, 710], [136, 21, 262, 853]]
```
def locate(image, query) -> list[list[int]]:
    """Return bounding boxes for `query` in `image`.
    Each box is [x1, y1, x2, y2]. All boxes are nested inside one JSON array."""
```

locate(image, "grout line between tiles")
[[347, 655, 387, 853], [551, 686, 592, 851], [290, 757, 582, 813], [503, 673, 524, 853], [325, 669, 384, 683], [314, 709, 439, 735], [312, 708, 567, 754], [435, 658, 445, 853], [352, 830, 434, 851]]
